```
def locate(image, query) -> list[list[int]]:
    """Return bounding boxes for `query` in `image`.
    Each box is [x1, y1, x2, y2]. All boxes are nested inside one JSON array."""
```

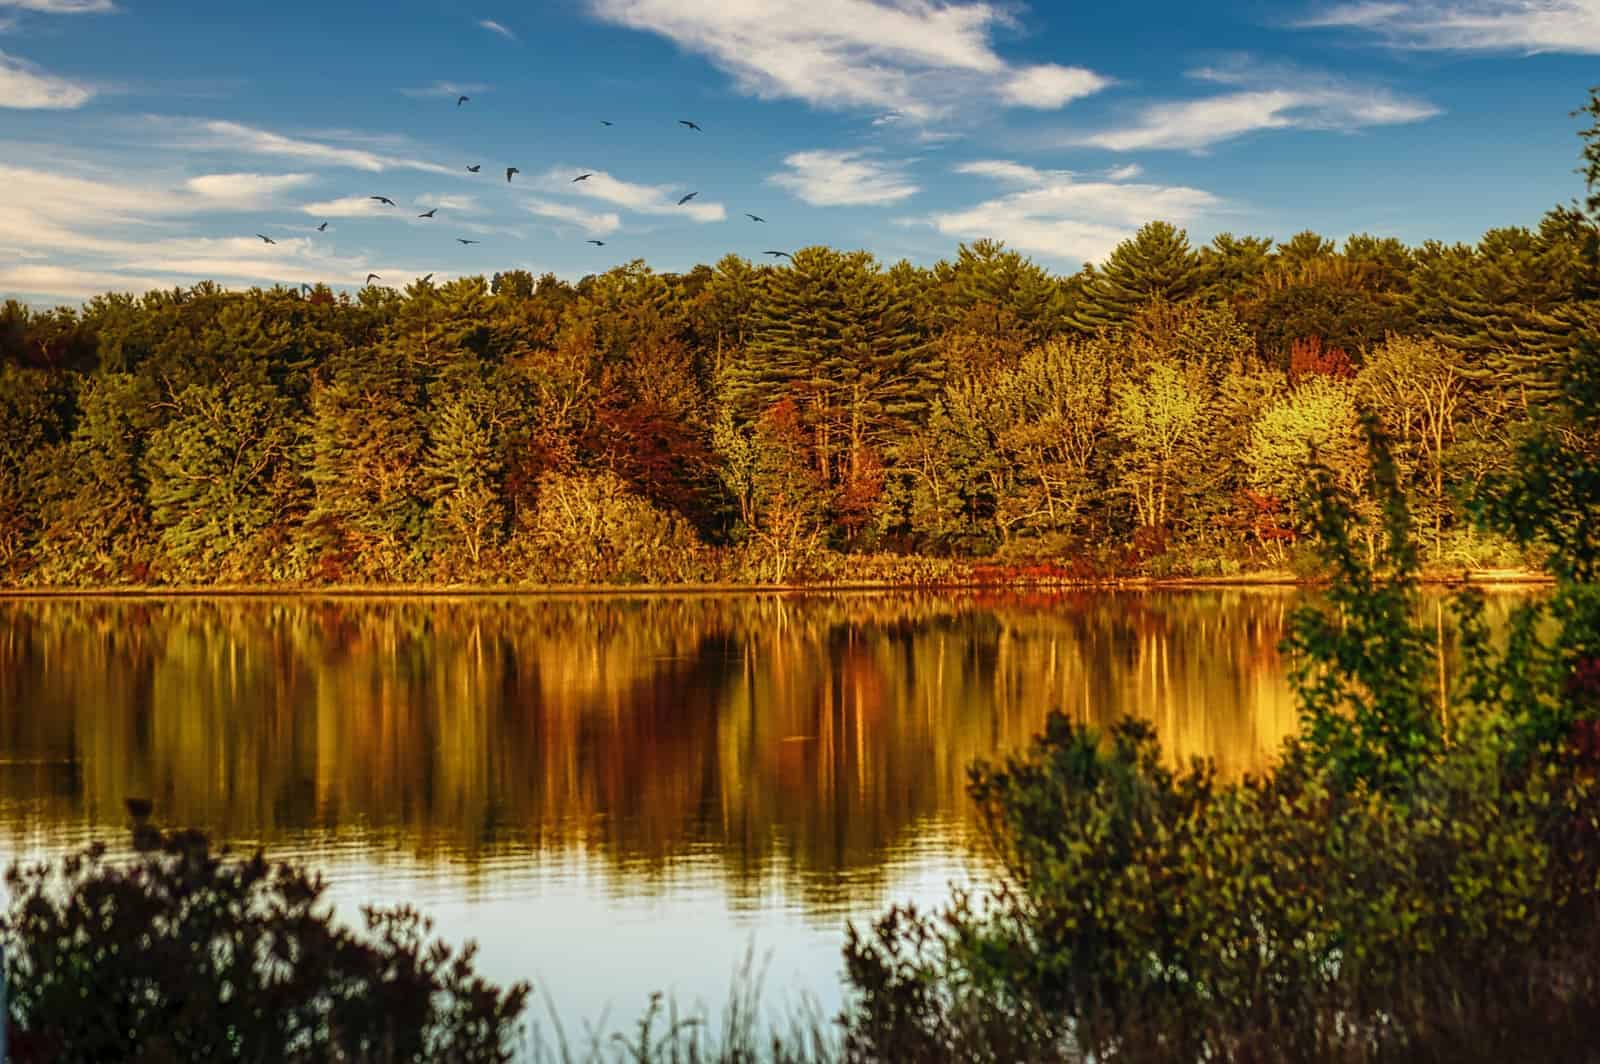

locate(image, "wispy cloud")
[[400, 80, 488, 99], [923, 159, 1222, 263], [416, 193, 481, 212], [524, 198, 622, 235], [1000, 64, 1111, 109], [537, 166, 726, 222], [185, 172, 315, 209], [298, 195, 401, 219], [1077, 63, 1437, 151], [0, 0, 116, 12], [769, 149, 919, 206], [478, 17, 516, 40], [0, 50, 93, 108], [1300, 0, 1600, 53], [0, 161, 429, 299], [586, 0, 1110, 119], [176, 120, 458, 175]]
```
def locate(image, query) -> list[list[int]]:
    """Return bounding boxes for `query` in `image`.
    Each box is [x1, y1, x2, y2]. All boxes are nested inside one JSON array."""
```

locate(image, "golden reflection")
[[0, 590, 1501, 910]]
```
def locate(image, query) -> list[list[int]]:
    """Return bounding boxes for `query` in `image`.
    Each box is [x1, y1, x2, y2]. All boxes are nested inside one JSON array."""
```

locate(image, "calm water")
[[0, 590, 1508, 1028]]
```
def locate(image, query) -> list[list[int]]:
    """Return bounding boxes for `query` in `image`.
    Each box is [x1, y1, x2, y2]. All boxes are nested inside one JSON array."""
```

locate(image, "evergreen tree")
[[731, 247, 937, 508], [1071, 222, 1203, 334]]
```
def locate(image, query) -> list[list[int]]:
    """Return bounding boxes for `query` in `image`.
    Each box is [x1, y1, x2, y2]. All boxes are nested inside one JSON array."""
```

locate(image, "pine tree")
[[35, 373, 156, 582], [1071, 222, 1203, 334], [730, 247, 937, 500]]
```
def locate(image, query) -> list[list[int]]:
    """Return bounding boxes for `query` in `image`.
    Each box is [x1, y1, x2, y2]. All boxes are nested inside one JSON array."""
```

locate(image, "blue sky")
[[2, 0, 1597, 303]]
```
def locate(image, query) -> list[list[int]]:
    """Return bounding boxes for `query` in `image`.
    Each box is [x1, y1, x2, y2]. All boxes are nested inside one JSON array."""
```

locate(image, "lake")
[[0, 589, 1507, 1034]]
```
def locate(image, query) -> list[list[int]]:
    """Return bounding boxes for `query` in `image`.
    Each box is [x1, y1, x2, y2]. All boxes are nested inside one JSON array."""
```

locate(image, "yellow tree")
[[1111, 360, 1208, 532], [1358, 336, 1466, 558]]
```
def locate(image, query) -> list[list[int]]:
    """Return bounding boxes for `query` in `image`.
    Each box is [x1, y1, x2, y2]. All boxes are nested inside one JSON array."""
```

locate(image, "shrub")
[[2, 829, 529, 1063], [839, 431, 1600, 1063]]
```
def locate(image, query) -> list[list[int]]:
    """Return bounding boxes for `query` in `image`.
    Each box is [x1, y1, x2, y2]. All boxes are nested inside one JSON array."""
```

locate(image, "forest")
[[1, 188, 1594, 587]]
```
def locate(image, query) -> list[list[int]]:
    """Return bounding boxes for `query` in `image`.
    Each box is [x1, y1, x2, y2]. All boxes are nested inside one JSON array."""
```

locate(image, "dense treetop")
[[1, 208, 1595, 586]]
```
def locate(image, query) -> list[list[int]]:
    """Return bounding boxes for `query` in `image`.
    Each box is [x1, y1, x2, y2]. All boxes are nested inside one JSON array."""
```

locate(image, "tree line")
[[1, 203, 1594, 586]]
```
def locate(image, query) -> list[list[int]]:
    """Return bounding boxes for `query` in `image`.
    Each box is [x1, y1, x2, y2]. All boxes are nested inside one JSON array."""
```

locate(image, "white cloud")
[[0, 0, 115, 11], [181, 120, 457, 175], [0, 265, 170, 301], [1105, 163, 1144, 180], [299, 195, 400, 219], [586, 0, 1110, 118], [925, 159, 1221, 263], [0, 161, 437, 299], [478, 18, 516, 39], [537, 166, 727, 222], [416, 193, 481, 212], [185, 172, 315, 209], [523, 198, 622, 235], [401, 80, 488, 99], [769, 149, 919, 206], [1000, 64, 1110, 108], [0, 50, 93, 108], [1300, 0, 1600, 52], [1078, 65, 1438, 151]]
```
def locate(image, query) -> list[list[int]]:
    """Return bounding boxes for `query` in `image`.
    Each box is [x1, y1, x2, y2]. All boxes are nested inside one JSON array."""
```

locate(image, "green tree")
[[1071, 222, 1203, 334]]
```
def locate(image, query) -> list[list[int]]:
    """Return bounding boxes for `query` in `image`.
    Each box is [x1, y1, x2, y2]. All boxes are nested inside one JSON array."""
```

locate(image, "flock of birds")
[[257, 104, 794, 289]]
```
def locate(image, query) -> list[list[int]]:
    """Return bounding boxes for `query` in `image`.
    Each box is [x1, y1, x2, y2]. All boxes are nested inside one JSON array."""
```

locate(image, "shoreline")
[[0, 568, 1554, 599]]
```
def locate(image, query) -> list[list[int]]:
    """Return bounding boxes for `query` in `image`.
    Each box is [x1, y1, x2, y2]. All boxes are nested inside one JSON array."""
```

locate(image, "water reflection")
[[0, 591, 1306, 880], [2, 589, 1535, 1020]]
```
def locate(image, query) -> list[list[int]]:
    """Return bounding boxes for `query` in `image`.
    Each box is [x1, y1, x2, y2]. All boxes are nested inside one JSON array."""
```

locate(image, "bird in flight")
[[457, 95, 470, 107], [573, 173, 593, 183], [420, 273, 434, 283], [316, 222, 329, 232], [764, 250, 792, 260], [506, 167, 519, 183], [600, 120, 614, 126], [371, 196, 397, 206], [255, 234, 276, 245], [467, 164, 481, 173], [366, 273, 381, 284], [677, 192, 698, 206], [679, 120, 702, 132], [745, 213, 766, 223], [418, 208, 437, 219], [457, 238, 480, 245], [586, 239, 606, 246]]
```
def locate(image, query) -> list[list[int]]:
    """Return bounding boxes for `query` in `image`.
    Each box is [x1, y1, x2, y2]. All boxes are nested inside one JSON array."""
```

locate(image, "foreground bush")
[[841, 442, 1600, 1063], [1, 829, 529, 1063]]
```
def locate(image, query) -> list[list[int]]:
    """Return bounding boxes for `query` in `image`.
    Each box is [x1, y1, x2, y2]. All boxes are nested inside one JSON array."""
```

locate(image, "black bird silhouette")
[[678, 120, 702, 131], [586, 239, 606, 246], [745, 213, 766, 223], [600, 120, 614, 126], [125, 797, 153, 821], [457, 95, 470, 107], [677, 191, 698, 206], [255, 234, 276, 244], [418, 208, 437, 218], [467, 164, 482, 173], [366, 273, 381, 284], [572, 172, 593, 182], [371, 196, 397, 206], [420, 273, 434, 283], [457, 238, 480, 245], [764, 250, 792, 259], [316, 221, 329, 232], [506, 167, 519, 183]]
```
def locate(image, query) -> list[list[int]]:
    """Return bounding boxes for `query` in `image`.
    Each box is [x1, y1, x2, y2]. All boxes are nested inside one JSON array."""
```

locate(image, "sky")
[[2, 0, 1598, 304]]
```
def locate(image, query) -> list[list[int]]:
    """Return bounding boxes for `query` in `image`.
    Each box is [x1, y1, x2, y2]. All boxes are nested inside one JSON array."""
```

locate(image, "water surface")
[[0, 589, 1415, 1024]]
